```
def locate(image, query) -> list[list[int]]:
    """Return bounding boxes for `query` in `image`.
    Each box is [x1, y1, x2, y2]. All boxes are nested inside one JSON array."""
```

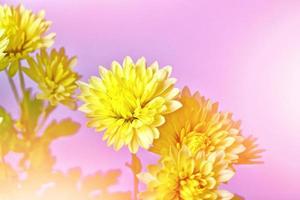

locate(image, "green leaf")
[[23, 57, 40, 82], [0, 107, 23, 155], [22, 67, 36, 82], [0, 60, 8, 71], [0, 107, 14, 131], [20, 89, 44, 135], [126, 154, 142, 175], [82, 169, 122, 191], [8, 60, 18, 77], [27, 142, 56, 173], [42, 118, 80, 143]]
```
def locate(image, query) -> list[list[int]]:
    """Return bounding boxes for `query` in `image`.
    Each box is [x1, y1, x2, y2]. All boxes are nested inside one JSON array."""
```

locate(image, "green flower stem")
[[36, 103, 56, 132], [18, 60, 26, 95], [126, 153, 141, 200], [5, 69, 20, 103], [132, 153, 139, 200]]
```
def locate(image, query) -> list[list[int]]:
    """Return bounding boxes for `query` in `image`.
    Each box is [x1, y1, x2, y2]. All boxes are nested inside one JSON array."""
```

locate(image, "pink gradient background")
[[2, 0, 300, 199]]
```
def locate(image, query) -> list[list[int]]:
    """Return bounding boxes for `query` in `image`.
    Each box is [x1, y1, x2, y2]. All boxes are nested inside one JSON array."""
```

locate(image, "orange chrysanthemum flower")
[[150, 87, 263, 165]]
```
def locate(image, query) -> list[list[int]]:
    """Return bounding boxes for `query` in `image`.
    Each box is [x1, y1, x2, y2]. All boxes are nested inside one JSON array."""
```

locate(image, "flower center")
[[178, 173, 208, 199], [0, 21, 28, 56], [176, 129, 210, 155]]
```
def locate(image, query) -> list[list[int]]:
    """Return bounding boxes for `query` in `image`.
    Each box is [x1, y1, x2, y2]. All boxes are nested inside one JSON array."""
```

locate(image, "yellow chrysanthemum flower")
[[24, 48, 80, 109], [79, 56, 182, 153], [151, 87, 263, 165], [0, 4, 55, 75], [138, 146, 234, 200]]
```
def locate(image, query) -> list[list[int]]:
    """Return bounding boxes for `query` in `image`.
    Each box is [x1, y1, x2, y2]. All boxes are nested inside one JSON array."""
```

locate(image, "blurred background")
[[2, 0, 300, 199]]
